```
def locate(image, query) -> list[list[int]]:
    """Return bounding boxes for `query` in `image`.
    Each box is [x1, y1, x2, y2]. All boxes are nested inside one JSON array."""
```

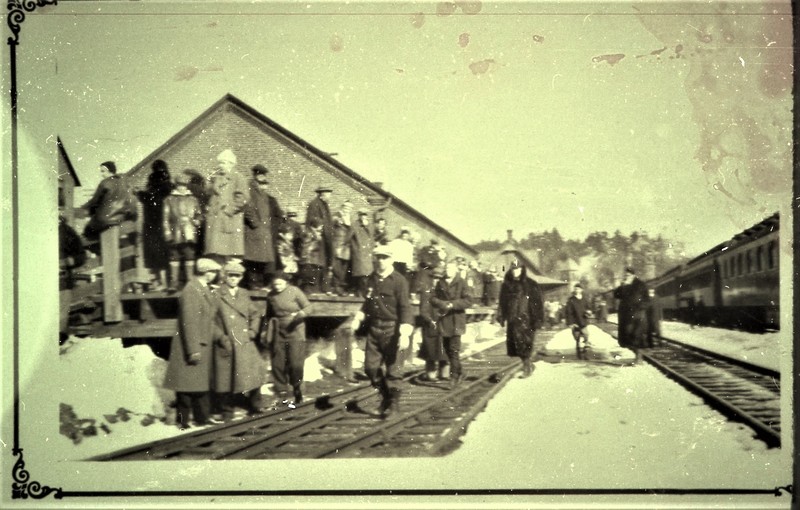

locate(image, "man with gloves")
[[350, 245, 413, 418]]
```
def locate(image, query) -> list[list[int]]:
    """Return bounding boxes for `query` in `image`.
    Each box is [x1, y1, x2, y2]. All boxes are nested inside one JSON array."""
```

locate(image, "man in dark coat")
[[243, 164, 283, 289], [565, 283, 591, 359], [496, 259, 544, 378], [644, 287, 662, 347], [350, 245, 414, 418], [417, 265, 449, 381], [305, 185, 334, 291], [613, 267, 649, 348], [163, 258, 223, 429], [212, 261, 268, 420], [430, 261, 473, 388], [350, 208, 375, 297], [82, 161, 136, 240], [204, 149, 248, 261]]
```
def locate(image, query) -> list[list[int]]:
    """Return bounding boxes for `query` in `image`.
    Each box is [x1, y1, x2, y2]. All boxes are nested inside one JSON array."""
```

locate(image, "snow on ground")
[[55, 321, 507, 460], [450, 360, 791, 489], [543, 325, 636, 363], [607, 314, 783, 372]]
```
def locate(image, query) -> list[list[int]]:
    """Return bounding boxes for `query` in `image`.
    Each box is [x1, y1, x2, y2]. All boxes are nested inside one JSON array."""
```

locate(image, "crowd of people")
[[65, 151, 663, 429]]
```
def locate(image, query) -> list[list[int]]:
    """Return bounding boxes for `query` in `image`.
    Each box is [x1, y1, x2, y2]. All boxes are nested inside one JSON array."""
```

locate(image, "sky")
[[15, 0, 793, 256]]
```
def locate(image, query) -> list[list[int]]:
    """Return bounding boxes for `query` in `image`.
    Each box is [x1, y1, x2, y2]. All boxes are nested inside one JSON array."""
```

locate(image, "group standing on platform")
[[69, 150, 664, 429]]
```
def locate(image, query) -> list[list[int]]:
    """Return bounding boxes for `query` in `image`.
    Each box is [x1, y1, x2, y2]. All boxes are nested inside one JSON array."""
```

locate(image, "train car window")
[[737, 253, 744, 276], [755, 246, 763, 272], [746, 250, 752, 273]]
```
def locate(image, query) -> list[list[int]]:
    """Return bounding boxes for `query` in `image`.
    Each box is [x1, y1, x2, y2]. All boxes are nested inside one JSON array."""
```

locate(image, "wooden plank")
[[100, 226, 123, 323], [90, 319, 178, 339]]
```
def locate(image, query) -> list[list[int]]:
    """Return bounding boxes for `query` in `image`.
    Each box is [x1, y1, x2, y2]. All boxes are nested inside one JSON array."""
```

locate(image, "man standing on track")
[[163, 258, 223, 429], [350, 245, 414, 418], [430, 260, 473, 388], [613, 267, 648, 348]]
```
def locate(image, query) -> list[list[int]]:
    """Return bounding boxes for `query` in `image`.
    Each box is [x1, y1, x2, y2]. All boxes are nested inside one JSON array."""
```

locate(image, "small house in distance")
[[125, 93, 477, 261], [57, 137, 81, 226], [476, 229, 566, 295]]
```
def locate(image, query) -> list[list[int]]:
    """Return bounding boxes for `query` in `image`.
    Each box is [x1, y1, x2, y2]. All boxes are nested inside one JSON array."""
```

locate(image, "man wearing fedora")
[[350, 245, 413, 418], [164, 258, 223, 429], [306, 184, 335, 293], [243, 164, 284, 289]]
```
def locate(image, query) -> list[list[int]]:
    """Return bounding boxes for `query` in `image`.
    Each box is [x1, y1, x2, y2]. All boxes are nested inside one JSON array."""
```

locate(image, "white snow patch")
[[543, 325, 636, 362]]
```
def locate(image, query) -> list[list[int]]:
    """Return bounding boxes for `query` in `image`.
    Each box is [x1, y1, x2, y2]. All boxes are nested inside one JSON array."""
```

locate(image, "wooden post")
[[101, 225, 123, 323], [332, 318, 354, 381]]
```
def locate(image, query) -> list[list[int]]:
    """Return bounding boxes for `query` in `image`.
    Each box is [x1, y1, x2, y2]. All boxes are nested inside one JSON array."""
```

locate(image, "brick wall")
[[129, 101, 476, 263]]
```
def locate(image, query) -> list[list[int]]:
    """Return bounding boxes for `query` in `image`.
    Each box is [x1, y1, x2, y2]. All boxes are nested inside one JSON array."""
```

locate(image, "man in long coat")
[[613, 267, 649, 348], [305, 185, 334, 290], [243, 164, 284, 289], [212, 261, 268, 420], [350, 208, 375, 297], [204, 149, 248, 261], [430, 261, 473, 387], [496, 260, 544, 378], [164, 258, 222, 429]]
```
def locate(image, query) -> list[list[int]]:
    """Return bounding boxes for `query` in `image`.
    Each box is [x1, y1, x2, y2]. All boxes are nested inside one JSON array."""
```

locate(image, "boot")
[[381, 388, 401, 418], [520, 357, 533, 378], [183, 261, 195, 289], [293, 385, 303, 404], [450, 372, 463, 390], [438, 362, 451, 381], [167, 262, 181, 292]]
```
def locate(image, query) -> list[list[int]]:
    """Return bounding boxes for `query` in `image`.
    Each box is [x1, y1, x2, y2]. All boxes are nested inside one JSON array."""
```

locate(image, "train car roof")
[[654, 212, 779, 278]]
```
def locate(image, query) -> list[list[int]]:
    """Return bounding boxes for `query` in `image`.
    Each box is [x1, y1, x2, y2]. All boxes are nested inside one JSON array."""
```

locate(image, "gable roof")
[[57, 136, 81, 186], [127, 93, 476, 257]]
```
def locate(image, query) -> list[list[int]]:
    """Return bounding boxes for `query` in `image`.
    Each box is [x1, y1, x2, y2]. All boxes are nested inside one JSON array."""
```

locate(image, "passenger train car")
[[649, 212, 780, 331]]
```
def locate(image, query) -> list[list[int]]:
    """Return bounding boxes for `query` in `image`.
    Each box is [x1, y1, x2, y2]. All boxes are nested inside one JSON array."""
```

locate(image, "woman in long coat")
[[204, 149, 248, 260], [212, 262, 268, 419], [417, 265, 449, 381], [496, 260, 544, 378], [137, 160, 172, 290]]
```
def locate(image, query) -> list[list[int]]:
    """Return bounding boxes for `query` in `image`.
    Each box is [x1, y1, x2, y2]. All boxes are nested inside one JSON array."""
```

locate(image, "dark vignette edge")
[[3, 0, 795, 502]]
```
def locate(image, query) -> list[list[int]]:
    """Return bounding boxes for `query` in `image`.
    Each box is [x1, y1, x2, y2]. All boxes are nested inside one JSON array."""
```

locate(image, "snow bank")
[[54, 336, 184, 460], [543, 325, 636, 362]]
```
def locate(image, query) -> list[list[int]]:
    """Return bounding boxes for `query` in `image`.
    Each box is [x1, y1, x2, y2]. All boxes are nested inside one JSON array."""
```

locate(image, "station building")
[[125, 94, 477, 261]]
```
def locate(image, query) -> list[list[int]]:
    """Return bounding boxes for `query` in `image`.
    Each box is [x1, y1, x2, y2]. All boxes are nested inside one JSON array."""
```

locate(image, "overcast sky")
[[18, 1, 792, 256]]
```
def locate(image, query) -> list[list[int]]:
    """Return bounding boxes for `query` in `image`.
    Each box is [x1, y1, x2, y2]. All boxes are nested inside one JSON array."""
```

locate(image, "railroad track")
[[597, 321, 781, 447], [91, 342, 522, 460]]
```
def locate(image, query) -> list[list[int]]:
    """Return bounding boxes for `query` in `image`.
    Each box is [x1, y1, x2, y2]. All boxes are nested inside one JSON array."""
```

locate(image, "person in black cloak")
[[496, 259, 544, 378]]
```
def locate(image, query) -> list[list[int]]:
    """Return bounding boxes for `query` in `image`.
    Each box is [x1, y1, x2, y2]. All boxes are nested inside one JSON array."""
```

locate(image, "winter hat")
[[223, 261, 246, 275], [196, 258, 221, 274], [216, 149, 237, 165], [100, 161, 117, 175]]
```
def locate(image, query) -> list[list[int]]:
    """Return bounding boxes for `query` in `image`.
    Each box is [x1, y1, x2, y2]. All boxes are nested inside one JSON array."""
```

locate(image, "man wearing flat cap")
[[350, 245, 414, 418], [305, 185, 335, 291], [164, 258, 223, 429], [212, 260, 268, 420], [243, 164, 284, 289], [613, 267, 648, 348]]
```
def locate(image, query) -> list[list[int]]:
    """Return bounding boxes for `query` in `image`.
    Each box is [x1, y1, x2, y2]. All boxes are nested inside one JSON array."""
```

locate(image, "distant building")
[[476, 229, 566, 293], [57, 137, 81, 226], [125, 94, 477, 261]]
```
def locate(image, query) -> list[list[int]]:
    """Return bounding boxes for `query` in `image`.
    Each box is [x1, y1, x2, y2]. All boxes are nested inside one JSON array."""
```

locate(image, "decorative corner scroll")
[[773, 485, 793, 496], [11, 449, 63, 500], [7, 0, 58, 46]]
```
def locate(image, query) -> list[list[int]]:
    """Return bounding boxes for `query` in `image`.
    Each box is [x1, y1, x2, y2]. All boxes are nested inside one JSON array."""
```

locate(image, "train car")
[[651, 212, 779, 331]]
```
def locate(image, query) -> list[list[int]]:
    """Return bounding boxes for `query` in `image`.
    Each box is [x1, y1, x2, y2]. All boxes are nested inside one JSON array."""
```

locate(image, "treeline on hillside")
[[474, 229, 689, 289]]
